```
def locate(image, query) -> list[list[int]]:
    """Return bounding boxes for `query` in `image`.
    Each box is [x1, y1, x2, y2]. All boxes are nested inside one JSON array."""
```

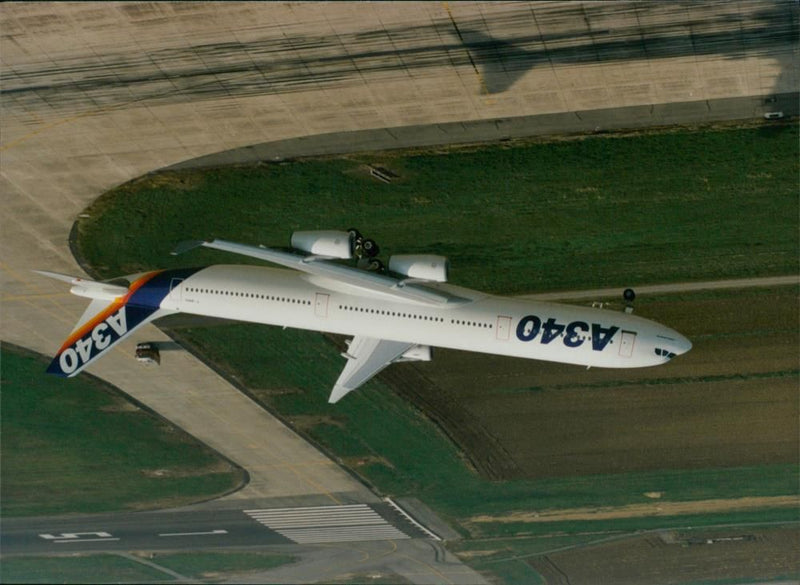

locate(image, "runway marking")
[[39, 531, 117, 543], [158, 529, 228, 537], [245, 504, 410, 544], [54, 538, 121, 544], [385, 497, 442, 541]]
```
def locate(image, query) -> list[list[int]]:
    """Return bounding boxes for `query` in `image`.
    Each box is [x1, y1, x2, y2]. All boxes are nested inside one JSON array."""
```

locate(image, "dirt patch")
[[456, 549, 502, 560], [99, 401, 141, 413], [343, 455, 394, 469], [130, 171, 204, 191], [140, 460, 235, 479], [469, 495, 800, 524], [288, 414, 342, 432]]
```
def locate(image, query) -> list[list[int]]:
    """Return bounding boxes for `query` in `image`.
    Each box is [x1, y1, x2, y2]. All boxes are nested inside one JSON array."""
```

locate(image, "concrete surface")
[[520, 275, 800, 301]]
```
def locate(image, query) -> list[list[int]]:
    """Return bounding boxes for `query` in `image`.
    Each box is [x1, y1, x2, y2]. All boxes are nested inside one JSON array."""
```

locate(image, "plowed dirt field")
[[386, 287, 799, 480]]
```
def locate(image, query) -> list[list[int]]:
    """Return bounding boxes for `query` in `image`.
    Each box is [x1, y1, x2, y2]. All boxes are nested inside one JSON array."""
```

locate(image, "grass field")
[[0, 555, 168, 584], [0, 345, 245, 516], [524, 525, 800, 585], [77, 124, 798, 293], [454, 524, 800, 585], [69, 124, 800, 583], [394, 285, 799, 480], [141, 552, 297, 579], [166, 284, 799, 527], [0, 552, 297, 584], [75, 124, 799, 516]]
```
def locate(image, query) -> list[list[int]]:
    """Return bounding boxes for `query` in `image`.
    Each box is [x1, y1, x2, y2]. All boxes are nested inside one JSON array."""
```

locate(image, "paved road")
[[520, 275, 800, 301], [1, 501, 486, 584], [0, 501, 434, 555]]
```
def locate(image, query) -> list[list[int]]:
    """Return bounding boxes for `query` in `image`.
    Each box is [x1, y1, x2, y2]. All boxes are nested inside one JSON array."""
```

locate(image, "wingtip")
[[171, 240, 207, 256], [328, 384, 352, 404], [32, 270, 79, 284]]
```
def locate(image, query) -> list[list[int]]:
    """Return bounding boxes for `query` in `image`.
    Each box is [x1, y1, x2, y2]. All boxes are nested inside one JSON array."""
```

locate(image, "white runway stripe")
[[278, 526, 409, 544], [244, 504, 368, 514], [248, 517, 388, 528], [244, 504, 410, 544]]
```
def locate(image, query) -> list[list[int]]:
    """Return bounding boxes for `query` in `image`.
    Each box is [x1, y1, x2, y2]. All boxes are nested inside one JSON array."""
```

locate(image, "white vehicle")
[[38, 230, 691, 403]]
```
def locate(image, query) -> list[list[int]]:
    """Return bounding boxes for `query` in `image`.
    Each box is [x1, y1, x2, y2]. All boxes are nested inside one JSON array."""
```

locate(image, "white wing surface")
[[174, 239, 464, 305], [329, 336, 415, 403]]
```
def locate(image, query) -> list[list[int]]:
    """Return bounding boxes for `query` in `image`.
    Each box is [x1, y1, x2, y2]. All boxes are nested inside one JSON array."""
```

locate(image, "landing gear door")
[[619, 330, 636, 357]]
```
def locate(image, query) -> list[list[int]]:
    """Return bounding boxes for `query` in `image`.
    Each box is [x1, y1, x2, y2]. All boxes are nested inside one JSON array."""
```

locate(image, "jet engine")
[[388, 255, 449, 282], [290, 230, 353, 259]]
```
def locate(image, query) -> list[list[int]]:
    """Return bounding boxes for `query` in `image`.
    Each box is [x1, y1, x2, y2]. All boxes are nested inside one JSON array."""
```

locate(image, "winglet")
[[34, 270, 128, 300], [171, 240, 208, 256]]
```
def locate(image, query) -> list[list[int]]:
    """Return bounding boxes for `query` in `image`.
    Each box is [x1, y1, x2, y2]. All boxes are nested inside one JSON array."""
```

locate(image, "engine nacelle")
[[291, 230, 353, 259], [388, 255, 449, 282]]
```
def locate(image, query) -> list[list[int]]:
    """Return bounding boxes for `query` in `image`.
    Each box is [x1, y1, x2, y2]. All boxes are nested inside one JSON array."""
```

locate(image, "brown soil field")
[[385, 287, 799, 479], [527, 525, 799, 585], [469, 495, 800, 523]]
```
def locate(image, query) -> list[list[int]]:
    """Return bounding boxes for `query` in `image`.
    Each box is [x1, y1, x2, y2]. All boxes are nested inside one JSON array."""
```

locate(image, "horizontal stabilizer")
[[32, 270, 82, 284], [33, 270, 128, 301]]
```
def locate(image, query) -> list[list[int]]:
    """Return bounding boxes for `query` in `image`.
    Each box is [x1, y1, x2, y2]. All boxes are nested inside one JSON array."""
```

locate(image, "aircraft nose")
[[674, 334, 692, 355]]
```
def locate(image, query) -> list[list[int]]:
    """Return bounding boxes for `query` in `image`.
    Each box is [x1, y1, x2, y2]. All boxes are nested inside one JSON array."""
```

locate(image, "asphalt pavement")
[[1, 501, 434, 555]]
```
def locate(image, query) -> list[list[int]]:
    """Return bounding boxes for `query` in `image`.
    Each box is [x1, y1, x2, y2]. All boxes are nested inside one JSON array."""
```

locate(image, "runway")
[[1, 500, 434, 555]]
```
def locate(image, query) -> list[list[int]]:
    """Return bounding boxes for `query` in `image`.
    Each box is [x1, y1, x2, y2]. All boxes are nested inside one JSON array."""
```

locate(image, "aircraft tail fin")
[[73, 298, 113, 334], [35, 269, 178, 377]]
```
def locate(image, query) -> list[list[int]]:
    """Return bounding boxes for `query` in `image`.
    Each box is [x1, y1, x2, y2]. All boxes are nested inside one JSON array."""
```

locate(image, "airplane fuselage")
[[159, 265, 690, 369]]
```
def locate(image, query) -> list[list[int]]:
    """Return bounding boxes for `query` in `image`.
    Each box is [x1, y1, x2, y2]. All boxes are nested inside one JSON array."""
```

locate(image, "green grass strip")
[[0, 554, 167, 584], [146, 552, 297, 579], [0, 345, 244, 516]]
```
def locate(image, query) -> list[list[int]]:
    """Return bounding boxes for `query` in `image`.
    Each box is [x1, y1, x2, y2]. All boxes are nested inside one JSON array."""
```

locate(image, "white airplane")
[[38, 230, 691, 403]]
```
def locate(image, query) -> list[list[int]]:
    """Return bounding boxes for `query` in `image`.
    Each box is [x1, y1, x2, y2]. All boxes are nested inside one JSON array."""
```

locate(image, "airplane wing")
[[173, 239, 465, 305], [329, 336, 415, 403]]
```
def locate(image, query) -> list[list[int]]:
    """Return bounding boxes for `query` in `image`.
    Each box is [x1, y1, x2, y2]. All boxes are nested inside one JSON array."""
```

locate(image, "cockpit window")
[[655, 348, 676, 359]]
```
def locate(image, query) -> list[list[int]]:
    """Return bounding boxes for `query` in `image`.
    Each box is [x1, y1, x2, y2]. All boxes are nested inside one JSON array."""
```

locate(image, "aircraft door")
[[315, 293, 329, 318], [619, 330, 636, 357], [168, 278, 184, 303], [496, 316, 512, 341]]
